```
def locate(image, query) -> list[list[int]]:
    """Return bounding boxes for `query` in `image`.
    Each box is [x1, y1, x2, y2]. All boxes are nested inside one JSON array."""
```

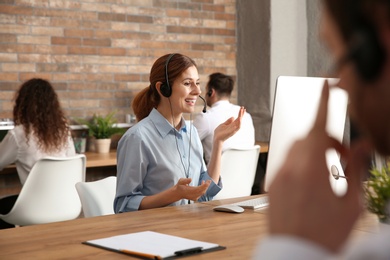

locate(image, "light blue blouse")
[[114, 108, 222, 213]]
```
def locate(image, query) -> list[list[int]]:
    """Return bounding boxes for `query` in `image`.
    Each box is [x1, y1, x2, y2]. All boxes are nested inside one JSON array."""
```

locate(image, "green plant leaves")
[[78, 112, 125, 139], [365, 165, 390, 221]]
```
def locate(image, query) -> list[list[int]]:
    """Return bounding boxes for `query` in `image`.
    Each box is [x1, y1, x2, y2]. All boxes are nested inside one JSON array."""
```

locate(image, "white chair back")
[[75, 176, 116, 218], [0, 155, 86, 226], [213, 145, 260, 200]]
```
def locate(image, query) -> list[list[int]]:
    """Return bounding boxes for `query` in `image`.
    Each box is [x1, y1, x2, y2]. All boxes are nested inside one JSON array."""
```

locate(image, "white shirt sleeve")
[[0, 130, 18, 171], [253, 235, 334, 260]]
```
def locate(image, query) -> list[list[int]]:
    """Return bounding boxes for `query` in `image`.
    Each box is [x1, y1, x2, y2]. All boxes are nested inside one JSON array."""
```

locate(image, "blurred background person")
[[254, 0, 390, 258], [0, 78, 76, 229], [193, 72, 255, 164]]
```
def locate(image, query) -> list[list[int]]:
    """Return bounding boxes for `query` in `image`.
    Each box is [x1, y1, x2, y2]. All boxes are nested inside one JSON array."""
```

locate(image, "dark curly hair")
[[13, 78, 70, 153]]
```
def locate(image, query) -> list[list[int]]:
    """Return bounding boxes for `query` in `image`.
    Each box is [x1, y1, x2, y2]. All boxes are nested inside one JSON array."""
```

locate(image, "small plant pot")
[[95, 138, 111, 154]]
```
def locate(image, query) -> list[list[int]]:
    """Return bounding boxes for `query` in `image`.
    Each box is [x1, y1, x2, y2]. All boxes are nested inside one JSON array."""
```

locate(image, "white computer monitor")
[[264, 76, 348, 196]]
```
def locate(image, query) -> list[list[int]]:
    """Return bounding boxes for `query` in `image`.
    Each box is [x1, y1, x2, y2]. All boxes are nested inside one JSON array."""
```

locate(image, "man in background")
[[194, 72, 255, 164]]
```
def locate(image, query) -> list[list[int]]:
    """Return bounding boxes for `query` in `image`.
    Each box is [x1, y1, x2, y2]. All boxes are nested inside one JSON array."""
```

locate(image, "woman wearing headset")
[[114, 53, 244, 212]]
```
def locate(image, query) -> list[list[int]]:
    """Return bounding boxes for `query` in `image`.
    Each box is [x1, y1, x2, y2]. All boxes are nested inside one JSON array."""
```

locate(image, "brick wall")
[[0, 0, 237, 123]]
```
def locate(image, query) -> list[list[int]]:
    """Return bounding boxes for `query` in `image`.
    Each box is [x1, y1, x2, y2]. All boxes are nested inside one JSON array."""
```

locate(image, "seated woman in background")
[[0, 78, 76, 228], [114, 53, 244, 213]]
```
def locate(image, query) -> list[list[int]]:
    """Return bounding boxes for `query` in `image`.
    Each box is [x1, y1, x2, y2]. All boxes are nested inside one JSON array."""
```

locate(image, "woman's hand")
[[175, 178, 211, 201], [214, 106, 245, 144]]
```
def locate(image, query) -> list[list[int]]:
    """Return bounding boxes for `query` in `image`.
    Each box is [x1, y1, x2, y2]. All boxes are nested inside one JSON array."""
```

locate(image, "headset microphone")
[[198, 95, 207, 113]]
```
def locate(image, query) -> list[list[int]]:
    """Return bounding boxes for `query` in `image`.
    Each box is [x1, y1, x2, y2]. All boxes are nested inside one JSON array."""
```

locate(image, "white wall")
[[270, 0, 308, 110]]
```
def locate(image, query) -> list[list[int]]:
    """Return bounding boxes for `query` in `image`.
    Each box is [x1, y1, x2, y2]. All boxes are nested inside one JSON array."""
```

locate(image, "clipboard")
[[83, 231, 226, 259]]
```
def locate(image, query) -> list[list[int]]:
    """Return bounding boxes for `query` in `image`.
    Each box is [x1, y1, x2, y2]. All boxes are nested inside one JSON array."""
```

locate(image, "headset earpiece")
[[161, 53, 176, 98], [347, 26, 385, 82], [344, 0, 386, 82], [160, 82, 171, 98], [207, 89, 212, 97]]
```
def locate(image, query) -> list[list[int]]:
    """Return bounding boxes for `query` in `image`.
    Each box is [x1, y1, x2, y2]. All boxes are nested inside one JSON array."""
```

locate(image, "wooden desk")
[[84, 151, 116, 168], [0, 195, 379, 259], [3, 151, 117, 170], [256, 141, 269, 153]]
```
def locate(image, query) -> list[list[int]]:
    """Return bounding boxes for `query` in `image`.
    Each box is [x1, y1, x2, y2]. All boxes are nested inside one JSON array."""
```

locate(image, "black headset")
[[207, 88, 212, 97], [344, 0, 386, 82], [160, 53, 176, 98]]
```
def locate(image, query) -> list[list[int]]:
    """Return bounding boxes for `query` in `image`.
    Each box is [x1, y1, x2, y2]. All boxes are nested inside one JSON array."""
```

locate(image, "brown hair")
[[132, 53, 197, 121], [208, 72, 234, 98], [323, 0, 390, 42], [13, 78, 70, 153]]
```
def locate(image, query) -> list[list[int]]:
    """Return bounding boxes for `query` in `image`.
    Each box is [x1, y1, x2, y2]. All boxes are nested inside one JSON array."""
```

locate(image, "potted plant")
[[364, 163, 390, 224], [80, 112, 125, 153]]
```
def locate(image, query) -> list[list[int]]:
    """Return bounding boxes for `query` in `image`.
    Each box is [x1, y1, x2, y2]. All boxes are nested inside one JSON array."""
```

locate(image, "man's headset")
[[342, 0, 386, 82], [160, 53, 207, 113]]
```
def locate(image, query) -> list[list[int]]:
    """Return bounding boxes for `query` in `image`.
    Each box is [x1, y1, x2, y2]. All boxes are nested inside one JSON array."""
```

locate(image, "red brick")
[[70, 99, 100, 108], [0, 33, 16, 43], [0, 72, 18, 81], [191, 11, 214, 19], [0, 4, 34, 15], [82, 20, 111, 30], [68, 83, 97, 91], [98, 13, 126, 22], [123, 32, 151, 40], [98, 47, 126, 56], [51, 18, 80, 28], [140, 41, 166, 49], [126, 15, 153, 23], [95, 30, 124, 39], [19, 73, 52, 81], [0, 24, 29, 34], [83, 91, 114, 99], [65, 29, 94, 38], [0, 90, 14, 99], [178, 2, 201, 10], [36, 63, 68, 72], [192, 43, 214, 51], [0, 53, 17, 62], [18, 54, 52, 63], [83, 38, 111, 47], [52, 37, 81, 46], [52, 73, 84, 82], [192, 0, 213, 3], [99, 99, 127, 108], [35, 45, 68, 54], [166, 9, 191, 18], [215, 28, 235, 36], [31, 26, 63, 36], [202, 4, 225, 12], [97, 82, 119, 90], [68, 46, 97, 55], [215, 13, 235, 20], [0, 82, 19, 91], [85, 73, 111, 82], [114, 74, 141, 82]]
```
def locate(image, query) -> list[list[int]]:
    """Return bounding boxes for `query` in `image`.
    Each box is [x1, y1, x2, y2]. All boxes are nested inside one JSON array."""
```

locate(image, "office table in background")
[[0, 195, 379, 259]]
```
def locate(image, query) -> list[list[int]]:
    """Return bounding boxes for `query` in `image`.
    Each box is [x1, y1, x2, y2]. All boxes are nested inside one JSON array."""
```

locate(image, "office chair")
[[213, 145, 260, 200], [75, 176, 116, 218], [0, 155, 86, 226]]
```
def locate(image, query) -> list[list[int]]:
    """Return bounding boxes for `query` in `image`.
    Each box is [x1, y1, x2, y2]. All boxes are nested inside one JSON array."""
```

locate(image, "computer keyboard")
[[231, 196, 269, 209]]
